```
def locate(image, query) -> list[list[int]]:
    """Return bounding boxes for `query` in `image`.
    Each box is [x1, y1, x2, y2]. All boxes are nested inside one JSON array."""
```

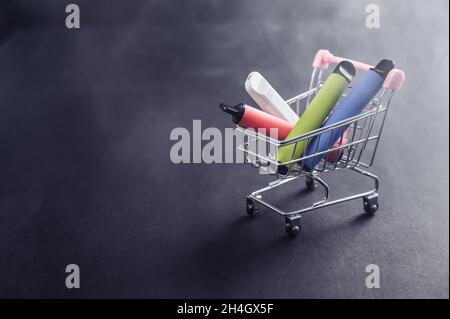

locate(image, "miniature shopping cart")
[[238, 50, 405, 237]]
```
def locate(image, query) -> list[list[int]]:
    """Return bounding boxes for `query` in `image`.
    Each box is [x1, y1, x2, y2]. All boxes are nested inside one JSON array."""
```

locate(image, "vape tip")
[[219, 102, 230, 112], [219, 103, 244, 124], [333, 61, 356, 83], [372, 59, 395, 79], [219, 102, 239, 114]]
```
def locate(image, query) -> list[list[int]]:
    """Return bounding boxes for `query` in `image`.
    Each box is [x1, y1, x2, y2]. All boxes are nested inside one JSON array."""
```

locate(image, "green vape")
[[278, 61, 355, 174]]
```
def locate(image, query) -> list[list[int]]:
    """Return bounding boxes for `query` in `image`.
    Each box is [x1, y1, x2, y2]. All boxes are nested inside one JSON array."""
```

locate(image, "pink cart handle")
[[312, 49, 405, 90]]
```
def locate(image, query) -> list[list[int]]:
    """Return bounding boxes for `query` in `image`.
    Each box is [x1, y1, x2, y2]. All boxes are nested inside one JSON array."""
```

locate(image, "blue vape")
[[303, 59, 395, 171]]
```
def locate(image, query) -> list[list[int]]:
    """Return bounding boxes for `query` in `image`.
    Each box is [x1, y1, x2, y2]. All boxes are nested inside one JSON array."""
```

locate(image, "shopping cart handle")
[[312, 49, 405, 90]]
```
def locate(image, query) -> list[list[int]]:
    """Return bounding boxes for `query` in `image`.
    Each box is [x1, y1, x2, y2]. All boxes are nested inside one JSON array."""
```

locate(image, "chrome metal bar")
[[236, 107, 387, 149], [305, 68, 318, 107], [279, 135, 379, 166], [312, 175, 330, 206], [278, 108, 386, 146], [299, 137, 310, 173], [345, 122, 358, 168], [354, 91, 386, 165], [285, 88, 316, 105], [283, 169, 379, 216], [369, 89, 394, 166], [333, 130, 345, 171]]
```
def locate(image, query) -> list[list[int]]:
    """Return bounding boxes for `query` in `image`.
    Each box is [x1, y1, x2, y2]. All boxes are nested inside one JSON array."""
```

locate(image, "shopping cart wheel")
[[305, 176, 317, 190], [285, 221, 301, 237], [246, 197, 259, 217], [363, 193, 379, 216]]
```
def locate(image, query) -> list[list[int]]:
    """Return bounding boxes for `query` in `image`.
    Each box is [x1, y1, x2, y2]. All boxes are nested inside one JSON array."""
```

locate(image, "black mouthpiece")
[[332, 61, 356, 83], [219, 103, 245, 124], [371, 59, 395, 79]]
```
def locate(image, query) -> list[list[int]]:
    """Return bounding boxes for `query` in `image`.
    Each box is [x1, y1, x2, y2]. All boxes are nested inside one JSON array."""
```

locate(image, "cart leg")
[[285, 216, 301, 237], [246, 196, 259, 217], [350, 167, 380, 216], [363, 193, 379, 216], [311, 175, 330, 207], [305, 175, 317, 190]]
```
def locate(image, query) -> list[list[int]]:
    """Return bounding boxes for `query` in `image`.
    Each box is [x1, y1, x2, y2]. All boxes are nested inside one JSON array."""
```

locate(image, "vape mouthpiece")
[[332, 61, 356, 83], [219, 103, 245, 124], [371, 59, 395, 79]]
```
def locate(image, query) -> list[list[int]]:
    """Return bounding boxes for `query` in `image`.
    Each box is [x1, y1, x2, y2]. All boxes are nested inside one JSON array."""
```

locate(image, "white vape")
[[245, 72, 299, 125]]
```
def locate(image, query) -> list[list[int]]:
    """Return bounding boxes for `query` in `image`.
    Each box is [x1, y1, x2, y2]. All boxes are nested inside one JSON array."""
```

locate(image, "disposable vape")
[[326, 127, 351, 163], [277, 61, 355, 174], [303, 59, 395, 171], [245, 72, 299, 125], [219, 103, 293, 140]]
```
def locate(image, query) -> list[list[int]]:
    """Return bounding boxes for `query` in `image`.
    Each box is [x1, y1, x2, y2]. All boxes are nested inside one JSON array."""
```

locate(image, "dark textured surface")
[[0, 0, 448, 298]]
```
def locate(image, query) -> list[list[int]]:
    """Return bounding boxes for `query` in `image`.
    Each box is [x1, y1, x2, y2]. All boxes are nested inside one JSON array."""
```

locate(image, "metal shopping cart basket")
[[238, 50, 405, 237]]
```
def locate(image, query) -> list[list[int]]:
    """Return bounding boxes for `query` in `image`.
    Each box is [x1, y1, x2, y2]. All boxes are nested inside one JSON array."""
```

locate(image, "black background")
[[0, 0, 448, 298]]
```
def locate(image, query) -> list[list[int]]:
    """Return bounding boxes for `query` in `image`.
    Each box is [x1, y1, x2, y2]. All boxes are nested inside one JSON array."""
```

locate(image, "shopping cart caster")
[[285, 219, 301, 237], [363, 193, 379, 216], [305, 176, 317, 190], [246, 197, 259, 217]]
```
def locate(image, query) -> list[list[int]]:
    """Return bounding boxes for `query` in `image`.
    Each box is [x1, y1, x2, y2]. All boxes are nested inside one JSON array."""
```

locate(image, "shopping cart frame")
[[238, 50, 405, 237]]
